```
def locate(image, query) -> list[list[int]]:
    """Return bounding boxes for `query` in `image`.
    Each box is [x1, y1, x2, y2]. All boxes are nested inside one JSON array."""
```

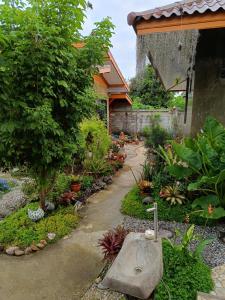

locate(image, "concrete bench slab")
[[102, 232, 163, 299]]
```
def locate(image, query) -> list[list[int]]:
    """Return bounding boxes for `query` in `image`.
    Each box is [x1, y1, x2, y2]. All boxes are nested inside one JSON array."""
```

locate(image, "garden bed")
[[121, 186, 216, 226], [0, 202, 79, 255]]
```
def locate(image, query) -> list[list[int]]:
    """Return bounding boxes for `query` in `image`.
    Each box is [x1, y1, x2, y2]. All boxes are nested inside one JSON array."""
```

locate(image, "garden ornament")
[[28, 207, 45, 222]]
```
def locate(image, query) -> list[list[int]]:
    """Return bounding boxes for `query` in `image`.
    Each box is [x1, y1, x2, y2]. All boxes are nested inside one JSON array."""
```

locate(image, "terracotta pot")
[[71, 183, 81, 192]]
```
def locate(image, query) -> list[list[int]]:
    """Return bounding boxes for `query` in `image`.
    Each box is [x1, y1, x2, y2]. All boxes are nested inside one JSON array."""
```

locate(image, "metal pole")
[[154, 202, 158, 242]]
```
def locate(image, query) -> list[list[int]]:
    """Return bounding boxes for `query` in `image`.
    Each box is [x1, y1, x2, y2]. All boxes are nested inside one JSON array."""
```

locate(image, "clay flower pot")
[[71, 183, 81, 192]]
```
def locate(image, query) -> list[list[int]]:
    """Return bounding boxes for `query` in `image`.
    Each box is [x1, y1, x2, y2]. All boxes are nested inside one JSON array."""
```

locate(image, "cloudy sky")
[[83, 0, 172, 80]]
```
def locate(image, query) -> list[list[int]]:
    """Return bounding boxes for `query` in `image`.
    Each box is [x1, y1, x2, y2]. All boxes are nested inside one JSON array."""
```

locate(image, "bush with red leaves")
[[98, 226, 129, 261], [59, 191, 76, 205]]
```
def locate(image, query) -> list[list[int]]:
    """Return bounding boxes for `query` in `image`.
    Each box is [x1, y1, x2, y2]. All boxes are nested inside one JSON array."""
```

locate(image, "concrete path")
[[0, 144, 145, 300]]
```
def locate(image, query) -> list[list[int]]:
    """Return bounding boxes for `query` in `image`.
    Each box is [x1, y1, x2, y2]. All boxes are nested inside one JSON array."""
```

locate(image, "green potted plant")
[[70, 175, 81, 192]]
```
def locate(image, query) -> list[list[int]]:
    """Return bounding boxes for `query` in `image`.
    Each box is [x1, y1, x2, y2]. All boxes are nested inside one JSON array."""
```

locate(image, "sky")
[[83, 0, 173, 80]]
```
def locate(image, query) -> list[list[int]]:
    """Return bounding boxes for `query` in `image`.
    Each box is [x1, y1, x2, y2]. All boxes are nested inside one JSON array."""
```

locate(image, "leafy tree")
[[0, 0, 114, 208], [130, 65, 172, 108]]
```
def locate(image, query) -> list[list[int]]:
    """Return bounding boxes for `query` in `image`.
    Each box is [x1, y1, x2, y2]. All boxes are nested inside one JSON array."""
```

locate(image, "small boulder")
[[159, 229, 173, 239], [24, 247, 33, 255], [102, 176, 113, 185], [142, 196, 154, 205], [47, 232, 56, 240], [6, 246, 19, 256], [15, 249, 25, 256], [45, 201, 55, 211], [31, 244, 39, 252], [40, 240, 47, 246], [36, 243, 45, 250]]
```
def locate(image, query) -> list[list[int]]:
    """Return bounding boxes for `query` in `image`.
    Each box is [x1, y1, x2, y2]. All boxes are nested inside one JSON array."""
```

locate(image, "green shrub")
[[81, 175, 94, 190], [143, 115, 170, 149], [22, 180, 39, 202], [79, 117, 111, 176], [48, 173, 71, 202], [155, 240, 213, 300], [167, 95, 185, 110], [0, 203, 79, 247]]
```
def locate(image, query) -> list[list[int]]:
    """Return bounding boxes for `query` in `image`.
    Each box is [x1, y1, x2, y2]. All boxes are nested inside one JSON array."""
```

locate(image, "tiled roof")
[[127, 0, 225, 26]]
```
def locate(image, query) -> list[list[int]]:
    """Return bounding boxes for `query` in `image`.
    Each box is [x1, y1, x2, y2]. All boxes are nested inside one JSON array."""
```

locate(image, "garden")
[[0, 0, 224, 299], [0, 0, 130, 256], [114, 115, 225, 299]]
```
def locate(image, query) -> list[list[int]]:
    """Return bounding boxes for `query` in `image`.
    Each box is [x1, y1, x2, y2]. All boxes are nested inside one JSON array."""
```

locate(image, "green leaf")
[[168, 164, 193, 179], [201, 207, 225, 220], [181, 224, 195, 249], [192, 195, 220, 210], [172, 143, 202, 170]]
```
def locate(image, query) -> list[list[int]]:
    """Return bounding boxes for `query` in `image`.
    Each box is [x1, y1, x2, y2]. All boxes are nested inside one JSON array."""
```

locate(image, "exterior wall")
[[110, 109, 185, 136], [93, 75, 108, 99], [191, 29, 225, 135], [136, 30, 199, 91]]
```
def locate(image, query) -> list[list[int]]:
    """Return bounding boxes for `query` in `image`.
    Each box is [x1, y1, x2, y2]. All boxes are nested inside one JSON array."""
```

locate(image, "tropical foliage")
[[167, 117, 225, 219]]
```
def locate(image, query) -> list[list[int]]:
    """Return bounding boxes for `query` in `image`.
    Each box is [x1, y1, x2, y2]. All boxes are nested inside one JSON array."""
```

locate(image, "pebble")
[[5, 246, 19, 256], [40, 240, 47, 246], [142, 197, 154, 205], [24, 247, 33, 255], [47, 233, 56, 240], [36, 243, 45, 250], [31, 244, 39, 252], [14, 249, 25, 256], [123, 216, 225, 267]]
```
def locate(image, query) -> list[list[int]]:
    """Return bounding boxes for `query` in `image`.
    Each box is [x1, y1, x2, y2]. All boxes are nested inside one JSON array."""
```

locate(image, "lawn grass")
[[0, 203, 79, 248], [121, 186, 214, 226]]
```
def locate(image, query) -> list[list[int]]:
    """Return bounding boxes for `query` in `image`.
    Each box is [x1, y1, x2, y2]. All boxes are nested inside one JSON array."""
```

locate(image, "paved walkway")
[[211, 264, 225, 298], [0, 144, 145, 300]]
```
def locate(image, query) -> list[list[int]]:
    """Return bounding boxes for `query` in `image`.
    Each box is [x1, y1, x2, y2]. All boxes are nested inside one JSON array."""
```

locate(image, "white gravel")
[[123, 216, 225, 268]]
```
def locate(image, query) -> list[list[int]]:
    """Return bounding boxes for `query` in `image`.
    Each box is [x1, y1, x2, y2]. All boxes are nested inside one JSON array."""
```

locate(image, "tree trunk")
[[39, 189, 47, 210]]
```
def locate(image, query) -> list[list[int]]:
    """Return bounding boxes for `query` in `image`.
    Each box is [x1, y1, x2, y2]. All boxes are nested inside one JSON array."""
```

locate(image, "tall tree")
[[0, 0, 114, 208], [129, 65, 172, 108]]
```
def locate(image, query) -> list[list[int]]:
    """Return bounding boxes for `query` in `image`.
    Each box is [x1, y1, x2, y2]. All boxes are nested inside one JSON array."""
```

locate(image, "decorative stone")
[[159, 229, 174, 239], [24, 247, 33, 255], [142, 196, 154, 205], [36, 243, 45, 250], [74, 201, 83, 212], [6, 246, 19, 256], [47, 232, 56, 240], [45, 201, 55, 211], [15, 249, 25, 256], [31, 244, 39, 252], [28, 207, 45, 222], [102, 232, 163, 299], [40, 240, 47, 246], [102, 176, 113, 185]]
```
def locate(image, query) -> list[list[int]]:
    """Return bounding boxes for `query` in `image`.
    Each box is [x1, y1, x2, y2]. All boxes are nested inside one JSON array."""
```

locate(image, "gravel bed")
[[123, 216, 225, 268], [81, 284, 124, 300]]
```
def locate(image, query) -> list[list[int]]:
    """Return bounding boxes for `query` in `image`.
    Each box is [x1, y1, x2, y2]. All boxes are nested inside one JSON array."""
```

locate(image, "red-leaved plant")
[[98, 226, 129, 261]]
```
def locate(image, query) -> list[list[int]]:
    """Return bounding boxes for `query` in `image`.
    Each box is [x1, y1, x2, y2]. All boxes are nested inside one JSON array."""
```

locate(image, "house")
[[128, 0, 225, 135], [93, 51, 132, 131], [75, 43, 132, 132]]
